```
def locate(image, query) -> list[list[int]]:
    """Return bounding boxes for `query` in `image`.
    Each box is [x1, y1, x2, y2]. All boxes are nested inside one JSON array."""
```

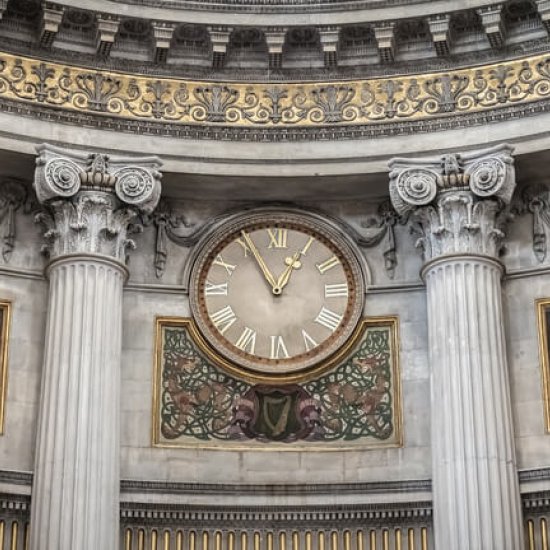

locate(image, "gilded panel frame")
[[152, 316, 402, 451], [536, 298, 550, 431], [0, 301, 11, 434]]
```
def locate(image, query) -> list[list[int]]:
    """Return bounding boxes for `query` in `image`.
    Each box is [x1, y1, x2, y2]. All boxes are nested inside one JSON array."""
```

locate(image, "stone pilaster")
[[30, 144, 162, 550], [389, 145, 523, 550]]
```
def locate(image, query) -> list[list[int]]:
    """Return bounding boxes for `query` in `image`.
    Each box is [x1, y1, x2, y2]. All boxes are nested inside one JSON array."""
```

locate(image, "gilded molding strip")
[[0, 301, 11, 435], [536, 298, 550, 432], [0, 52, 550, 129]]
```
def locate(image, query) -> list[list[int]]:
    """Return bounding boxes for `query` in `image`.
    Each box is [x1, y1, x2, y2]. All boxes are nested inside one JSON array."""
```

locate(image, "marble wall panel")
[[504, 274, 550, 469], [0, 275, 47, 472], [120, 283, 432, 484]]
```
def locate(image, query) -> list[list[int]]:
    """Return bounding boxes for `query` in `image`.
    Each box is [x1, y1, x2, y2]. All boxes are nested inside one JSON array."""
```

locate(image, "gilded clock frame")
[[188, 210, 366, 381]]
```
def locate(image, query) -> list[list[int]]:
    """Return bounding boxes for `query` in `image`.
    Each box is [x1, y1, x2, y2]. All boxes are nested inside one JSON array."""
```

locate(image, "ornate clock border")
[[188, 209, 368, 380]]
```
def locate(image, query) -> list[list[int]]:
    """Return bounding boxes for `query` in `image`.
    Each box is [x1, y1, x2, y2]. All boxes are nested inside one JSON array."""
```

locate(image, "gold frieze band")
[[0, 52, 549, 128]]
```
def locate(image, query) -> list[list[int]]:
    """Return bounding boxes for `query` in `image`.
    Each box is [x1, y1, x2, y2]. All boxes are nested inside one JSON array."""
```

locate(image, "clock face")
[[190, 213, 364, 379]]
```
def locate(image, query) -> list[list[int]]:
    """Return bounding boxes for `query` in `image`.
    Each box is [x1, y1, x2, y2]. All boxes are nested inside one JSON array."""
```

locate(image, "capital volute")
[[389, 144, 515, 215], [34, 144, 162, 213]]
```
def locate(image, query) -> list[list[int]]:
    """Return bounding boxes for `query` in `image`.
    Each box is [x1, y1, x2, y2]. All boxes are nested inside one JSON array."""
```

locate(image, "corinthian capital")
[[33, 144, 162, 262], [388, 144, 515, 261]]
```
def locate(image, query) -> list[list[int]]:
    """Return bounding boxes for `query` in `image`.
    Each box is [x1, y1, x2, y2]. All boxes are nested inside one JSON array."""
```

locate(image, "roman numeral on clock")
[[301, 329, 318, 352], [270, 335, 290, 359], [315, 307, 343, 332], [212, 254, 236, 276], [235, 238, 251, 257], [316, 255, 340, 274], [205, 281, 228, 296], [267, 228, 288, 249], [324, 283, 348, 298], [210, 305, 237, 335], [235, 327, 257, 354]]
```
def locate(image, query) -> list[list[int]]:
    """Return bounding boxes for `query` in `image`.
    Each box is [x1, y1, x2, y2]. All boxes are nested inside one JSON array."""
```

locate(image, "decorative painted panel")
[[153, 317, 401, 450]]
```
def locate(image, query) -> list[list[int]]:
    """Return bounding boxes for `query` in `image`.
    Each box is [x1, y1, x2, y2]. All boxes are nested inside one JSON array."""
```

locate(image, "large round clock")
[[189, 211, 365, 379]]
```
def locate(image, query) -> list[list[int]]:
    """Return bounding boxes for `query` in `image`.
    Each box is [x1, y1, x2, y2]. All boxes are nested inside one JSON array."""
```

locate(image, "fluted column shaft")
[[30, 257, 125, 549], [29, 145, 162, 550], [389, 145, 523, 549], [424, 255, 522, 549]]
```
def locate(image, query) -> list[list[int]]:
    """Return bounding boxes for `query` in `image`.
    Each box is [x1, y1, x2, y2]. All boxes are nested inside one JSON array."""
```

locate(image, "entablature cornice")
[[1, 0, 549, 76], [44, 0, 502, 24]]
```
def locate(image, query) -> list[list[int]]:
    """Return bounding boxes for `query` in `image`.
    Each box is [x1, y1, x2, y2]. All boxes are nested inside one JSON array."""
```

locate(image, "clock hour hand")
[[273, 252, 302, 295], [273, 237, 313, 295], [240, 231, 278, 291]]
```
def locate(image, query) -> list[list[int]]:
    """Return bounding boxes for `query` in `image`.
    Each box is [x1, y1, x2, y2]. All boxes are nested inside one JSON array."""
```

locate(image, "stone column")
[[30, 145, 162, 550], [389, 145, 523, 549]]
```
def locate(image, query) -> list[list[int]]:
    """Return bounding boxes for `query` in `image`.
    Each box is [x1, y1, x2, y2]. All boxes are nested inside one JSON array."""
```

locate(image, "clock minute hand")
[[240, 231, 278, 290]]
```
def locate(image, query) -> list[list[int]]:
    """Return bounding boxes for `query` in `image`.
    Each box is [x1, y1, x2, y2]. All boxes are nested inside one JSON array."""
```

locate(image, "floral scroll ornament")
[[1, 52, 550, 131]]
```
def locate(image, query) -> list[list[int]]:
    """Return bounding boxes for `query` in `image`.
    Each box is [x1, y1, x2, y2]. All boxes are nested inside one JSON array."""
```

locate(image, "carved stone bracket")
[[0, 179, 28, 262], [33, 144, 162, 263], [389, 144, 516, 261], [142, 199, 193, 278], [513, 183, 550, 262], [356, 201, 408, 279]]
